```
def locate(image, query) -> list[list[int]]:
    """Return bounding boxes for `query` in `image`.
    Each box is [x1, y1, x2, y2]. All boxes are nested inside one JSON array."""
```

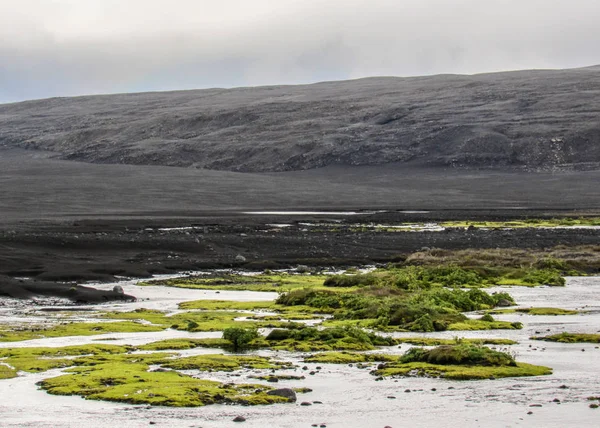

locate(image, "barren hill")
[[1, 66, 600, 172]]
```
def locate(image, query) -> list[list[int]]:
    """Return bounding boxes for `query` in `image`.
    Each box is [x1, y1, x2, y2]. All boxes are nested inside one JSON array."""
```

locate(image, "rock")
[[496, 299, 513, 307], [266, 388, 297, 402], [266, 376, 279, 383], [233, 416, 246, 422], [404, 389, 411, 393], [113, 285, 124, 294], [301, 401, 312, 406], [309, 371, 316, 375], [235, 254, 247, 263], [387, 396, 396, 399], [313, 401, 323, 404], [296, 265, 310, 273]]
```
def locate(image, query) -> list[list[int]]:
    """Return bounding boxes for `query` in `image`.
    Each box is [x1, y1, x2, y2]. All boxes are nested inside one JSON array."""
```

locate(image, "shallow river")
[[1, 277, 599, 428]]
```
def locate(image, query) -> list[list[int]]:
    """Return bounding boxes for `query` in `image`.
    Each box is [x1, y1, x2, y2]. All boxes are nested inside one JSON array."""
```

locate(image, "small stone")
[[149, 423, 156, 426], [301, 401, 312, 406], [431, 388, 437, 391], [233, 416, 246, 422], [316, 366, 322, 370], [302, 366, 309, 370], [404, 389, 411, 393], [235, 254, 247, 263], [527, 411, 533, 415], [313, 401, 323, 404], [553, 398, 560, 403], [529, 404, 542, 407], [309, 371, 316, 375], [387, 396, 396, 399], [448, 386, 455, 390], [559, 385, 569, 389], [590, 404, 599, 409]]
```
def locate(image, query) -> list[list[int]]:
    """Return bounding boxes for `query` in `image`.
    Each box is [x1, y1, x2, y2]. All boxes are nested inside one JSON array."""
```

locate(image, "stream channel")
[[0, 275, 599, 428]]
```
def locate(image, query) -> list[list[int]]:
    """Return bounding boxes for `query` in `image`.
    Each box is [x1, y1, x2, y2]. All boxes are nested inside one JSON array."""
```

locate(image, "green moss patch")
[[178, 300, 330, 314], [0, 344, 132, 373], [531, 333, 600, 343], [103, 308, 294, 332], [0, 364, 17, 379], [139, 338, 232, 351], [394, 337, 517, 346], [375, 361, 551, 380], [40, 362, 291, 407], [141, 273, 335, 292], [0, 321, 164, 343], [490, 307, 579, 316], [162, 354, 293, 372], [448, 320, 523, 331], [303, 352, 398, 364]]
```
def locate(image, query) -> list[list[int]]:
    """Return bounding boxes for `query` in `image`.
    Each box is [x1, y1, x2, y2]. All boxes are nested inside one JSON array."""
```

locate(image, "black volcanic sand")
[[1, 210, 599, 287], [1, 151, 598, 298]]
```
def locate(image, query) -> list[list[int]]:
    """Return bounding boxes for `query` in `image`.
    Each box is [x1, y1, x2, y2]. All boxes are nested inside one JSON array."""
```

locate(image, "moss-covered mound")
[[531, 333, 600, 343], [276, 286, 518, 332], [374, 344, 551, 380]]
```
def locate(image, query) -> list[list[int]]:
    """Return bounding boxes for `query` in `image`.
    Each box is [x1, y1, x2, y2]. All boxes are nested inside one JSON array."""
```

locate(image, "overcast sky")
[[1, 0, 600, 103]]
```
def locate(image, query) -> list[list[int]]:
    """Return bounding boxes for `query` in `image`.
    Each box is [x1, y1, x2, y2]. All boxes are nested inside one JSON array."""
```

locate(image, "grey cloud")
[[1, 0, 600, 103]]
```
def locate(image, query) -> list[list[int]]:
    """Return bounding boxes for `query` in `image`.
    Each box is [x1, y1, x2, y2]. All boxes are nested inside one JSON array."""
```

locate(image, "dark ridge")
[[1, 66, 600, 172]]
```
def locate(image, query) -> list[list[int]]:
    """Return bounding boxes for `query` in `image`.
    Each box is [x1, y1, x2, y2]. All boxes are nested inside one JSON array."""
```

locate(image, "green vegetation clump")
[[531, 333, 600, 343], [374, 344, 551, 380], [276, 286, 515, 332], [265, 326, 396, 351], [222, 327, 260, 351], [399, 344, 515, 366]]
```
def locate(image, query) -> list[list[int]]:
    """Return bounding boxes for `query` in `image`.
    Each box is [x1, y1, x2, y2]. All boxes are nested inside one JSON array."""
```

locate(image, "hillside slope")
[[1, 66, 600, 172]]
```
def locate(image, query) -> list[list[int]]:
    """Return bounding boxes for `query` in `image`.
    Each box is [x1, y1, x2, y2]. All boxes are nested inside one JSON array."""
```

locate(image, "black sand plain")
[[1, 66, 600, 298]]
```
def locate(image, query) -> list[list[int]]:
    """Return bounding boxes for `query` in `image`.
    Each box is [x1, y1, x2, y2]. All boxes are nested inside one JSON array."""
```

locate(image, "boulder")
[[266, 388, 297, 402]]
